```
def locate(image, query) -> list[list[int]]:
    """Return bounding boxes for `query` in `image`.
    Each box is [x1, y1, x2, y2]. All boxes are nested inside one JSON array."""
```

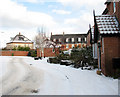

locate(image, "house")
[[87, 26, 98, 60], [91, 0, 120, 76], [37, 38, 59, 57], [50, 32, 87, 50], [6, 32, 34, 49]]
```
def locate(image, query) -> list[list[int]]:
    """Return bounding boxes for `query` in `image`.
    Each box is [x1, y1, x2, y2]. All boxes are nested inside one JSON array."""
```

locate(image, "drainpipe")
[[98, 41, 101, 70]]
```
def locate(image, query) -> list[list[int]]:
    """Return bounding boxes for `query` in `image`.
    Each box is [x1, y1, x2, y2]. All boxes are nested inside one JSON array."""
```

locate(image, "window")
[[85, 37, 86, 41], [19, 37, 24, 40], [102, 38, 104, 53], [113, 2, 116, 13], [72, 44, 74, 48], [59, 38, 61, 42], [53, 39, 56, 42], [52, 48, 55, 53], [78, 38, 81, 42], [72, 38, 74, 42], [66, 44, 69, 48], [66, 38, 69, 42]]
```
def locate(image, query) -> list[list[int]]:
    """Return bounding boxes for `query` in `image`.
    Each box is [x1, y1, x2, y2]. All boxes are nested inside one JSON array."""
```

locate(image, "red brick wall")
[[106, 2, 120, 23], [37, 48, 59, 57], [87, 32, 91, 47], [107, 2, 114, 15], [2, 51, 29, 56], [115, 2, 120, 23], [101, 37, 120, 76]]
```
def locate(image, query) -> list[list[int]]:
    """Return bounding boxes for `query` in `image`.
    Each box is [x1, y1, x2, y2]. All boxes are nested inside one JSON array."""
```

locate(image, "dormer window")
[[19, 37, 24, 40]]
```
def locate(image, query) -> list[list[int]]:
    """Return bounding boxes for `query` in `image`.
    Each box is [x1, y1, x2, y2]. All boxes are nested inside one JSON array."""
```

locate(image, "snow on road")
[[0, 56, 118, 95]]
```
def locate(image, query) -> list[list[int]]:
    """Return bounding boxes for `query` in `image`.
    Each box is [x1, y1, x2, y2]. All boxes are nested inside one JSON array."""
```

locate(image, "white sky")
[[0, 0, 106, 48]]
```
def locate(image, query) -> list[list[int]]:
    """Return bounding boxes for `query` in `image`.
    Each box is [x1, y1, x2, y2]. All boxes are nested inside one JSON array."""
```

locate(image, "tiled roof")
[[95, 15, 120, 34], [10, 33, 33, 43]]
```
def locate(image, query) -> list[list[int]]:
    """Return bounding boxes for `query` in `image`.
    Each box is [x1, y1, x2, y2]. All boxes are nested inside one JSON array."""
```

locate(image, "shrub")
[[70, 47, 97, 68], [12, 53, 14, 56], [17, 46, 30, 51], [28, 50, 37, 57]]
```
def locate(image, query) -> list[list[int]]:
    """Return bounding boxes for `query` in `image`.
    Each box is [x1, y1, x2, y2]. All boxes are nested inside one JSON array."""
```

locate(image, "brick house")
[[50, 32, 87, 50], [37, 39, 59, 57], [6, 32, 34, 49], [87, 26, 98, 60], [91, 0, 120, 76]]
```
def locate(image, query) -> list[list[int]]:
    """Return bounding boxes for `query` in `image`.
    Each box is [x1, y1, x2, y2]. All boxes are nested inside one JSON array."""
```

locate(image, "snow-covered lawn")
[[0, 56, 118, 95]]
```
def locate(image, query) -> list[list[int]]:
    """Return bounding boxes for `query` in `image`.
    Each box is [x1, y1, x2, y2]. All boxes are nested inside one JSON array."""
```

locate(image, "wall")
[[106, 2, 120, 23], [115, 2, 120, 23], [7, 42, 34, 49], [37, 48, 59, 57], [1, 51, 29, 56], [87, 32, 91, 47], [101, 36, 120, 76], [61, 43, 86, 51]]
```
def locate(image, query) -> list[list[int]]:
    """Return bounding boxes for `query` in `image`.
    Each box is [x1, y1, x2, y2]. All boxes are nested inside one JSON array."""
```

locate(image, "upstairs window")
[[53, 39, 56, 42], [78, 38, 81, 42], [72, 38, 74, 42], [66, 38, 69, 42], [85, 37, 86, 41], [113, 2, 116, 13], [19, 37, 24, 40], [59, 38, 61, 42]]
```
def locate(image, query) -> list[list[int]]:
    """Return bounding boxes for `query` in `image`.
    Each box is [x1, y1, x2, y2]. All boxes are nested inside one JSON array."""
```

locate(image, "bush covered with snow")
[[70, 47, 98, 69]]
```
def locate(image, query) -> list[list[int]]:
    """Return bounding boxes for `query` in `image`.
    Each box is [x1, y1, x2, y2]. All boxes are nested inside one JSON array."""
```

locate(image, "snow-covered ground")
[[0, 56, 118, 95]]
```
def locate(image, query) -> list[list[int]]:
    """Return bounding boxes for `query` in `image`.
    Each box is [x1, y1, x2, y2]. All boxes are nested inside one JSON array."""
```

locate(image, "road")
[[0, 56, 118, 95], [0, 57, 44, 95]]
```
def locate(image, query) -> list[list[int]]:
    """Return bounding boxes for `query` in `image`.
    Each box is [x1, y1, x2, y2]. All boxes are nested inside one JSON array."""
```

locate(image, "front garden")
[[48, 47, 98, 70]]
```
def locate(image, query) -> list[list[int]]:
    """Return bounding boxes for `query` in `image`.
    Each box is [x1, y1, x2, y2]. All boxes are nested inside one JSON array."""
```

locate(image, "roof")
[[51, 34, 87, 38], [104, 0, 112, 5], [102, 8, 109, 15], [8, 32, 33, 43], [95, 15, 120, 35]]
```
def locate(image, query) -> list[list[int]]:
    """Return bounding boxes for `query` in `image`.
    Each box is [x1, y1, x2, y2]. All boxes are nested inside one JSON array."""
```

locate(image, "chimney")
[[19, 32, 21, 35], [63, 32, 65, 35], [51, 32, 52, 36]]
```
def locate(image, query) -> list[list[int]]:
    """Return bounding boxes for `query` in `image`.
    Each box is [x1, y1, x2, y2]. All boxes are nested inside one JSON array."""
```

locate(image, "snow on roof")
[[95, 15, 120, 34], [10, 33, 33, 43]]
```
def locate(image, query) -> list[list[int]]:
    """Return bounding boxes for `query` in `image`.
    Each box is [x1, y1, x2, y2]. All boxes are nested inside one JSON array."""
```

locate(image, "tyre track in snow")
[[0, 57, 44, 95]]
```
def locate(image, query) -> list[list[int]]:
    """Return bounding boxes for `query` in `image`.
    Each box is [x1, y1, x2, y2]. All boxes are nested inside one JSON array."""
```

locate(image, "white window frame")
[[72, 38, 74, 42], [72, 44, 74, 48], [66, 38, 69, 42], [113, 2, 116, 13], [78, 38, 81, 42], [53, 39, 56, 42], [59, 38, 61, 42], [66, 44, 69, 48], [85, 37, 86, 41]]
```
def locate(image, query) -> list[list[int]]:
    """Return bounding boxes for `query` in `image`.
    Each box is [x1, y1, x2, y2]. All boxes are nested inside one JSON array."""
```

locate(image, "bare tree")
[[34, 27, 47, 57]]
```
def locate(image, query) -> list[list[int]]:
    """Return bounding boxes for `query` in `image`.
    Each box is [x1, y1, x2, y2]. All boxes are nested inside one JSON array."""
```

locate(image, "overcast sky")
[[0, 0, 106, 47]]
